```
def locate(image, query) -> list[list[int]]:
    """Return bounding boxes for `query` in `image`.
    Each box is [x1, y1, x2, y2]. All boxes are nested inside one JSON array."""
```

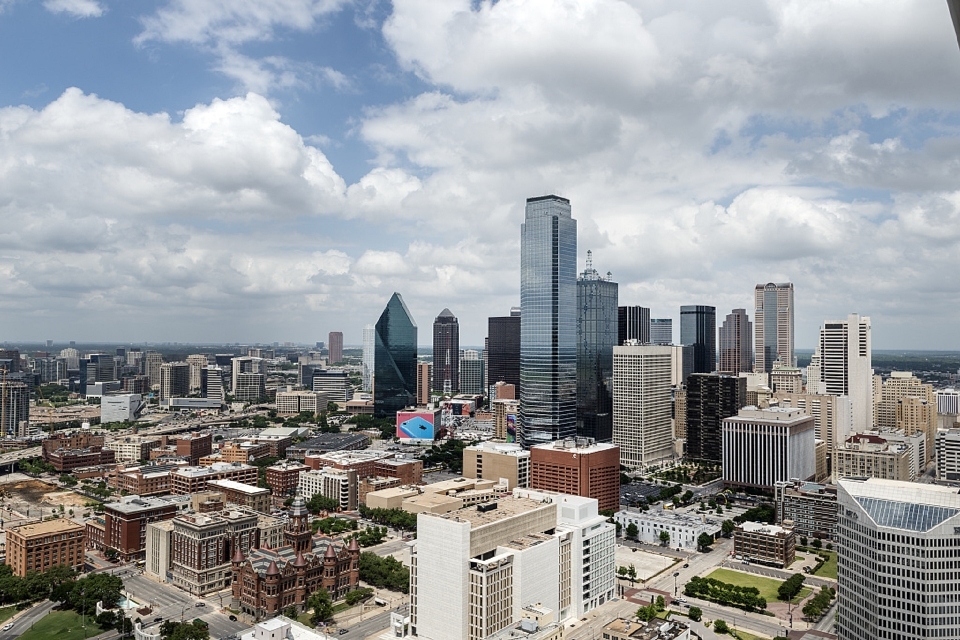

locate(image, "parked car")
[[195, 602, 205, 607], [229, 615, 238, 622]]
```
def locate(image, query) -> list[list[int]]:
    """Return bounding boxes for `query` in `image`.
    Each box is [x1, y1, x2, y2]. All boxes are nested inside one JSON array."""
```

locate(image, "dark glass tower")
[[373, 292, 418, 417], [520, 195, 577, 447], [487, 309, 520, 390], [432, 309, 459, 393], [718, 308, 753, 375], [577, 252, 618, 442], [685, 373, 745, 463], [680, 305, 716, 374], [618, 306, 650, 345]]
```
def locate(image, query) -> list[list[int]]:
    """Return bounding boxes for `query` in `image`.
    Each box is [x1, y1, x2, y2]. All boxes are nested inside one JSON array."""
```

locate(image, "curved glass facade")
[[519, 195, 577, 447], [577, 260, 618, 442], [374, 292, 418, 417]]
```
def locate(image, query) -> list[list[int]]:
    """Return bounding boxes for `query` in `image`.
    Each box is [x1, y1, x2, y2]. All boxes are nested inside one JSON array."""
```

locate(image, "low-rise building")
[[601, 618, 692, 640], [774, 480, 838, 541], [111, 435, 160, 462], [304, 449, 393, 476], [614, 508, 721, 550], [463, 442, 531, 490], [833, 433, 914, 482], [266, 460, 309, 499], [358, 476, 401, 504], [286, 433, 370, 461], [733, 521, 796, 568], [373, 456, 423, 485], [174, 432, 213, 466], [276, 391, 321, 416], [201, 441, 271, 465], [41, 432, 116, 471], [6, 519, 85, 576], [238, 616, 335, 640], [298, 467, 358, 511], [364, 486, 420, 510], [100, 494, 192, 561], [170, 462, 258, 494], [207, 479, 272, 513], [113, 464, 183, 496]]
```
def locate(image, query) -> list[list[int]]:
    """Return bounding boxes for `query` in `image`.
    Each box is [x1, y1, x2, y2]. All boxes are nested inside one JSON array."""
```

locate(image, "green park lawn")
[[17, 609, 98, 640], [0, 606, 17, 624], [706, 568, 811, 604], [812, 551, 838, 580]]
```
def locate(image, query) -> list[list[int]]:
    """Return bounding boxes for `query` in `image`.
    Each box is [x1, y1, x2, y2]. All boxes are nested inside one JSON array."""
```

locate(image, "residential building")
[[936, 428, 960, 482], [617, 305, 650, 346], [101, 394, 143, 424], [601, 618, 691, 640], [833, 434, 914, 482], [718, 308, 752, 375], [614, 509, 721, 549], [231, 495, 361, 618], [733, 522, 796, 568], [460, 350, 484, 396], [530, 439, 619, 512], [374, 292, 418, 417], [433, 309, 460, 394], [679, 305, 716, 374], [362, 324, 375, 392], [774, 480, 838, 541], [235, 372, 266, 402], [488, 310, 521, 390], [298, 467, 358, 511], [577, 253, 618, 442], [266, 460, 309, 499], [685, 373, 746, 463], [311, 369, 350, 403], [0, 381, 29, 438], [836, 477, 960, 640], [5, 519, 85, 576], [754, 282, 795, 372], [721, 407, 816, 491], [875, 371, 936, 449], [102, 494, 189, 561], [814, 313, 873, 431], [493, 398, 519, 441], [204, 366, 225, 403], [276, 391, 320, 416], [649, 318, 672, 345], [774, 391, 853, 449], [612, 344, 674, 468], [145, 351, 163, 388], [170, 463, 258, 494], [207, 479, 272, 513], [327, 331, 343, 364], [171, 509, 260, 595], [463, 442, 531, 490], [110, 435, 160, 462], [519, 195, 577, 447], [159, 362, 190, 401], [410, 490, 615, 640], [416, 362, 431, 405], [232, 356, 263, 395], [186, 354, 208, 392], [897, 395, 936, 463]]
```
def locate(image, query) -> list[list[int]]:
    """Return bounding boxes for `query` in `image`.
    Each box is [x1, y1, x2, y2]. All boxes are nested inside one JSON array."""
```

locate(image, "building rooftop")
[[367, 486, 419, 500], [208, 478, 269, 494], [239, 615, 335, 640], [173, 462, 255, 477], [315, 450, 393, 464], [618, 507, 722, 529], [9, 518, 82, 537], [601, 618, 691, 639], [426, 496, 550, 528], [257, 427, 303, 438], [106, 495, 178, 514], [739, 521, 792, 536], [287, 433, 370, 453], [530, 438, 619, 455], [729, 406, 814, 424], [421, 477, 497, 495], [465, 442, 529, 456]]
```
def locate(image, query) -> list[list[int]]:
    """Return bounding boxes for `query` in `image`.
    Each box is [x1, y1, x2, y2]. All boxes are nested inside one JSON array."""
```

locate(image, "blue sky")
[[2, 0, 960, 349]]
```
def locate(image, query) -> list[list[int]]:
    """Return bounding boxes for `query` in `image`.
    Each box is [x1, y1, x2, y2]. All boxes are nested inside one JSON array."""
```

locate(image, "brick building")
[[175, 432, 213, 465], [170, 463, 258, 495], [374, 457, 423, 485], [6, 519, 85, 576], [733, 521, 797, 568], [41, 432, 116, 472], [100, 495, 191, 561], [113, 465, 175, 496], [265, 460, 309, 500], [201, 441, 271, 466], [207, 479, 272, 513], [171, 509, 260, 595], [529, 439, 620, 512], [231, 495, 360, 619]]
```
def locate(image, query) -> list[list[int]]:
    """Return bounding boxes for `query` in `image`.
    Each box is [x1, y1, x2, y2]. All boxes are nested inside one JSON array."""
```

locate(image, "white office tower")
[[362, 324, 375, 392], [814, 314, 873, 431], [205, 366, 225, 403], [837, 477, 960, 640], [754, 282, 795, 372], [721, 407, 816, 491], [612, 344, 674, 469], [410, 490, 615, 640], [936, 388, 960, 416]]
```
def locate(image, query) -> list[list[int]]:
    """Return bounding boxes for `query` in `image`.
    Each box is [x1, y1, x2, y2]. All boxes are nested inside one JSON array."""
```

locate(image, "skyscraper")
[[617, 306, 650, 345], [415, 362, 431, 405], [327, 331, 343, 364], [612, 344, 674, 468], [487, 309, 520, 391], [577, 252, 618, 442], [159, 362, 190, 401], [680, 305, 716, 374], [649, 318, 672, 345], [520, 195, 577, 447], [361, 324, 375, 392], [815, 313, 873, 431], [686, 373, 746, 463], [754, 282, 794, 372], [373, 292, 417, 418], [459, 350, 484, 395], [718, 308, 753, 375], [432, 309, 459, 394]]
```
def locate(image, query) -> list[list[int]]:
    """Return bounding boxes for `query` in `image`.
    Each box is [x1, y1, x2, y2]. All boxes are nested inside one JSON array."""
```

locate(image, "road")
[[336, 604, 408, 639], [0, 600, 53, 640]]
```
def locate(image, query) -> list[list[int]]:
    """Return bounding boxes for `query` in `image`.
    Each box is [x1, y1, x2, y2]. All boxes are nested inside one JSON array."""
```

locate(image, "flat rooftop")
[[10, 519, 83, 537], [530, 438, 617, 454], [427, 497, 549, 527], [208, 478, 268, 494]]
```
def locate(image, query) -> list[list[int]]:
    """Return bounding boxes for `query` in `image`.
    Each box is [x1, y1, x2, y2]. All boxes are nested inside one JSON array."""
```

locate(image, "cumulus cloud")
[[43, 0, 104, 18]]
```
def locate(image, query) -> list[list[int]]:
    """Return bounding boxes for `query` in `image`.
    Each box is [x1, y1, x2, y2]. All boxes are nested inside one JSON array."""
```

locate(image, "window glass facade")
[[374, 292, 418, 417]]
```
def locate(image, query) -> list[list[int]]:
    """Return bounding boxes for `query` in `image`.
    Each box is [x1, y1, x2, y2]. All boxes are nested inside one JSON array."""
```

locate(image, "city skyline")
[[0, 3, 958, 349]]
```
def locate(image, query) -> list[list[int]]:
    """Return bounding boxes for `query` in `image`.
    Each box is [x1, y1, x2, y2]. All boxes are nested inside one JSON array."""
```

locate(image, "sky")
[[2, 0, 960, 349]]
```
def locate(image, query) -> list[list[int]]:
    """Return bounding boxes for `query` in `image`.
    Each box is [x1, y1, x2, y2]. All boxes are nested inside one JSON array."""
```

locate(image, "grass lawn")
[[706, 568, 811, 604], [0, 606, 17, 624], [18, 609, 102, 640], [731, 630, 769, 640], [812, 551, 838, 580]]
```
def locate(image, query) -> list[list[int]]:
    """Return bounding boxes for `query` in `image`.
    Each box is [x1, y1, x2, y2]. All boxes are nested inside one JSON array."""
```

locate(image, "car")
[[2, 623, 13, 631], [195, 602, 205, 607], [154, 617, 163, 623], [683, 563, 689, 568], [229, 615, 238, 622], [339, 630, 348, 635]]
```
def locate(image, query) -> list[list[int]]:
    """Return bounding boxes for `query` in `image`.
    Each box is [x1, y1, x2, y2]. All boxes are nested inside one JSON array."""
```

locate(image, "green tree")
[[625, 523, 639, 540], [307, 494, 340, 514], [812, 538, 822, 550], [655, 595, 665, 612], [308, 589, 333, 625], [777, 574, 805, 601], [284, 606, 299, 619], [617, 566, 629, 578], [713, 619, 729, 634], [659, 530, 670, 546], [799, 536, 808, 547], [160, 620, 209, 640], [688, 606, 702, 622], [636, 604, 658, 622], [358, 552, 409, 593], [721, 520, 735, 537], [697, 533, 714, 551], [627, 564, 637, 582], [345, 587, 374, 606]]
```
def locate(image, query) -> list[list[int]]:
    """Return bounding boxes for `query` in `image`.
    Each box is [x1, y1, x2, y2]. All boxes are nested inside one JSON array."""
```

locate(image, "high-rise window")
[[374, 293, 418, 417], [432, 309, 459, 394], [680, 305, 716, 375], [577, 252, 618, 442]]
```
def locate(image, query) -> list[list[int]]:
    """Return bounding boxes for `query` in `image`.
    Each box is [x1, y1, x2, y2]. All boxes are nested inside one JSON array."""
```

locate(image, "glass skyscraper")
[[754, 282, 795, 372], [519, 195, 577, 447], [432, 309, 459, 393], [680, 305, 716, 375], [373, 292, 418, 418], [577, 252, 618, 442]]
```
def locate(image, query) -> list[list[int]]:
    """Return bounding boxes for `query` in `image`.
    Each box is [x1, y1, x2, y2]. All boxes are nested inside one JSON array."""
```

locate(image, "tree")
[[777, 573, 805, 602], [160, 620, 209, 640], [688, 606, 702, 622], [713, 619, 729, 634], [826, 542, 833, 551], [627, 564, 637, 582], [800, 536, 808, 547], [307, 494, 340, 514], [655, 595, 665, 612], [636, 604, 658, 622], [626, 523, 639, 540], [697, 533, 714, 551], [617, 566, 629, 578], [721, 520, 735, 537], [308, 588, 333, 625], [681, 490, 694, 503], [358, 552, 409, 593], [812, 538, 822, 550], [659, 530, 670, 546]]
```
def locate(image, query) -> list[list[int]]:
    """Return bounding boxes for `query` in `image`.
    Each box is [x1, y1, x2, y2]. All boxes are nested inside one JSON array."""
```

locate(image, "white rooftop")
[[208, 478, 268, 494]]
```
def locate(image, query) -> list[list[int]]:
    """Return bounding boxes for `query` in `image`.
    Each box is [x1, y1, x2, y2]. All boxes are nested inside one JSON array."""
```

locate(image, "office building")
[[617, 305, 649, 346], [170, 508, 260, 595], [937, 428, 960, 483], [876, 371, 935, 428], [836, 477, 960, 640], [231, 356, 263, 394], [491, 381, 516, 401], [612, 344, 674, 468], [0, 381, 29, 437], [814, 313, 873, 431], [680, 305, 716, 374], [833, 434, 914, 482], [774, 391, 853, 449], [234, 372, 265, 402], [112, 435, 161, 463], [721, 407, 816, 491], [41, 432, 116, 471], [669, 344, 694, 387], [529, 439, 619, 512], [488, 310, 521, 394], [361, 324, 375, 392], [493, 398, 519, 441], [175, 432, 213, 465], [463, 442, 530, 490], [685, 373, 746, 463], [100, 494, 190, 561], [204, 366, 225, 403], [774, 480, 838, 541], [170, 463, 258, 494], [649, 318, 672, 345], [770, 366, 802, 394], [460, 350, 484, 395], [718, 308, 752, 375], [145, 520, 174, 582], [410, 490, 615, 640], [311, 369, 349, 404], [519, 195, 577, 447], [733, 522, 796, 568], [936, 388, 960, 416], [754, 282, 795, 372], [416, 362, 431, 405], [101, 394, 143, 424], [577, 253, 618, 442], [327, 331, 343, 364], [144, 351, 164, 388], [276, 391, 320, 416], [266, 460, 309, 499], [298, 467, 359, 511], [374, 292, 418, 417], [673, 387, 687, 440], [186, 354, 208, 392], [6, 519, 85, 577], [433, 309, 459, 393], [207, 479, 272, 513], [614, 509, 721, 549]]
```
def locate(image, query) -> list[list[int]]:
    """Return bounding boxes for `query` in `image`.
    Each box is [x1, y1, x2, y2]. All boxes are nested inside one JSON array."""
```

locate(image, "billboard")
[[506, 414, 517, 443], [396, 411, 437, 439]]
